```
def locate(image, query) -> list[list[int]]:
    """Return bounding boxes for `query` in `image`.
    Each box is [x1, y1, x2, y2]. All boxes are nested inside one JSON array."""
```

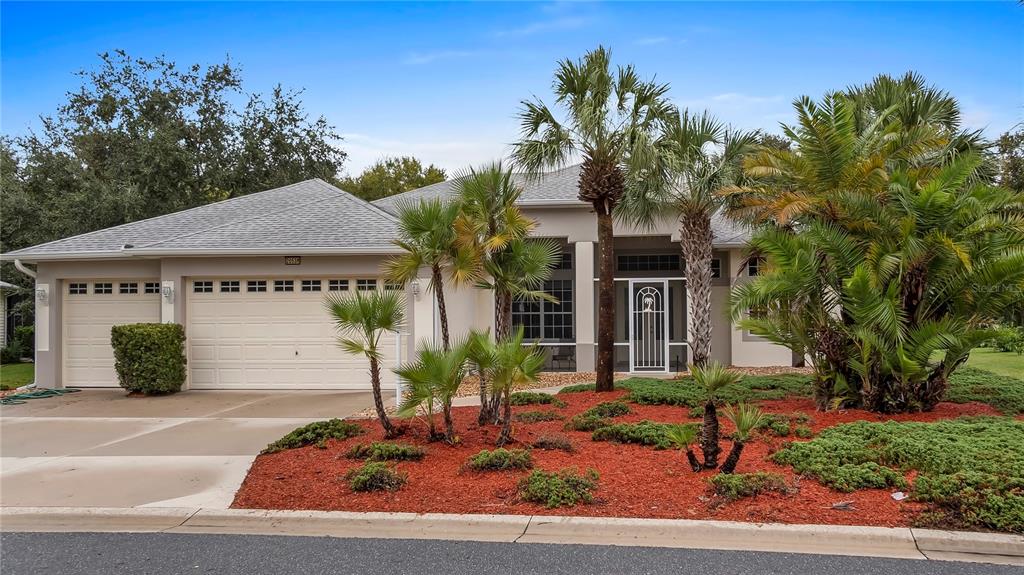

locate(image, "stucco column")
[[574, 241, 595, 372]]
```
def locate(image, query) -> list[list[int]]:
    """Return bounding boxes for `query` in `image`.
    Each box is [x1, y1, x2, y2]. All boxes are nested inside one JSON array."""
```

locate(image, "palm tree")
[[465, 329, 498, 425], [384, 197, 463, 350], [665, 424, 702, 472], [492, 328, 546, 447], [395, 341, 469, 444], [326, 289, 405, 437], [691, 361, 741, 469], [454, 163, 558, 421], [719, 403, 767, 474], [619, 109, 757, 368], [512, 46, 673, 391]]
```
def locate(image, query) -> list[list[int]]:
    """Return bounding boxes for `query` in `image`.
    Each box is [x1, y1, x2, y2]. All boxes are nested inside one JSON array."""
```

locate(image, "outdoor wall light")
[[162, 285, 174, 303], [35, 287, 48, 305], [410, 280, 421, 298]]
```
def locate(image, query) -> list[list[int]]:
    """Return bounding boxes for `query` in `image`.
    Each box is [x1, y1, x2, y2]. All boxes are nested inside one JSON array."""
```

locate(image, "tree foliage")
[[338, 156, 446, 201]]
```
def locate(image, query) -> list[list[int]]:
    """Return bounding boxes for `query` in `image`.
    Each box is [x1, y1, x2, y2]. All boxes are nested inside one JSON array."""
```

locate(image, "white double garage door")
[[63, 277, 400, 390]]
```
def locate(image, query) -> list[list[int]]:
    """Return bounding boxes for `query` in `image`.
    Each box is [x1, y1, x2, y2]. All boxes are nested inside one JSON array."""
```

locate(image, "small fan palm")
[[465, 329, 498, 426], [665, 424, 702, 472], [690, 361, 742, 469], [384, 197, 463, 351], [395, 341, 469, 444], [491, 328, 546, 447], [325, 289, 405, 438], [719, 403, 768, 474]]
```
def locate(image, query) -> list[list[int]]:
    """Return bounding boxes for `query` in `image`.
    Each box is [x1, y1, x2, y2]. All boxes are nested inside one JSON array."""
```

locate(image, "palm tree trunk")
[[494, 289, 512, 340], [432, 263, 450, 351], [369, 355, 396, 438], [701, 400, 720, 468], [679, 209, 713, 369], [442, 401, 455, 444], [685, 449, 702, 472], [595, 209, 616, 392], [496, 390, 513, 446], [719, 440, 745, 474], [477, 370, 492, 425]]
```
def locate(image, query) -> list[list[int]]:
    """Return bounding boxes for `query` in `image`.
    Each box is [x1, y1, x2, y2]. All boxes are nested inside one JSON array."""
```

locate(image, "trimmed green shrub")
[[515, 410, 565, 423], [531, 433, 574, 452], [346, 442, 425, 462], [621, 373, 812, 407], [518, 468, 599, 508], [262, 419, 366, 454], [110, 323, 187, 394], [773, 417, 1024, 532], [564, 413, 610, 432], [13, 325, 34, 354], [709, 472, 789, 501], [587, 401, 630, 418], [346, 462, 407, 492], [794, 425, 814, 438], [1, 344, 24, 365], [467, 448, 533, 471], [759, 415, 792, 437], [557, 383, 597, 393], [591, 420, 674, 449], [946, 368, 1024, 415], [509, 391, 567, 408]]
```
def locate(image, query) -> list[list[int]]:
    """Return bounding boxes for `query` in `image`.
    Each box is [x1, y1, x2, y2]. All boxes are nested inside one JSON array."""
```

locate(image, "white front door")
[[629, 280, 669, 373]]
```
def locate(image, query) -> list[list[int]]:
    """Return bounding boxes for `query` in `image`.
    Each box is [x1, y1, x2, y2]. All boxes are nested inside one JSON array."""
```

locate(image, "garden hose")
[[0, 388, 81, 406]]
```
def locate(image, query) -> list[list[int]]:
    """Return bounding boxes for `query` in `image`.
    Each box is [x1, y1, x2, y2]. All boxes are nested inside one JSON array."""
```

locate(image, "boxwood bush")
[[346, 462, 407, 492], [110, 323, 186, 394]]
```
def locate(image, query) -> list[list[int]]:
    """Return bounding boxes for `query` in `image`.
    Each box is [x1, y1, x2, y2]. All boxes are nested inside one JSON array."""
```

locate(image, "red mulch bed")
[[231, 390, 1002, 528]]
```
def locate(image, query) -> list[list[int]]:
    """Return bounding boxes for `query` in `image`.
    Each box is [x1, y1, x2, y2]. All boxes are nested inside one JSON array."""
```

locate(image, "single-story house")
[[0, 166, 791, 390]]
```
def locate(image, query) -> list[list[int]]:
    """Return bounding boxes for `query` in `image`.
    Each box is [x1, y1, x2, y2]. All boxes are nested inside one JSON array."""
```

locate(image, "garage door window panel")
[[94, 283, 113, 294], [220, 280, 240, 293], [69, 283, 88, 295], [301, 280, 322, 292], [194, 281, 213, 293], [328, 279, 349, 291], [247, 280, 267, 292], [274, 280, 295, 292]]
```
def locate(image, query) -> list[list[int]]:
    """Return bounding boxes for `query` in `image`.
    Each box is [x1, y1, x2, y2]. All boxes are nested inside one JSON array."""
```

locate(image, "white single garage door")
[[63, 279, 162, 387], [187, 277, 402, 390]]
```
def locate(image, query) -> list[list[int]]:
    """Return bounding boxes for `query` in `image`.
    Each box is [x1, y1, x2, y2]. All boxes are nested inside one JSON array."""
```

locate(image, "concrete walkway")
[[0, 389, 387, 509]]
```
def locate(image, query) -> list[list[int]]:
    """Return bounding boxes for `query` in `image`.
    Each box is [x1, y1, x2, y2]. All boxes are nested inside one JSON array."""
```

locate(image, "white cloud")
[[340, 133, 510, 176], [634, 36, 670, 46], [403, 50, 479, 66], [493, 16, 587, 37]]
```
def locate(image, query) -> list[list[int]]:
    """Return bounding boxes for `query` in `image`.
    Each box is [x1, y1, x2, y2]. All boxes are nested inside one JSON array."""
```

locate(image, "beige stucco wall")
[[726, 248, 793, 367]]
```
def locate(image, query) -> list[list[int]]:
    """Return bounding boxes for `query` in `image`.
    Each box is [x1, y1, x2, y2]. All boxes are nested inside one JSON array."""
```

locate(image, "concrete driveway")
[[0, 389, 387, 509]]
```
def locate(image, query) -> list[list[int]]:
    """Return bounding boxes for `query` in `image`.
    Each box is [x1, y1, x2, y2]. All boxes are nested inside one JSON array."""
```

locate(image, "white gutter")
[[1, 246, 404, 262], [13, 259, 36, 279]]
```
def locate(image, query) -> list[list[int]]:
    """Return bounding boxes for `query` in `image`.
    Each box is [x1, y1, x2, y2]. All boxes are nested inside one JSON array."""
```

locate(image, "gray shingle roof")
[[2, 179, 399, 260]]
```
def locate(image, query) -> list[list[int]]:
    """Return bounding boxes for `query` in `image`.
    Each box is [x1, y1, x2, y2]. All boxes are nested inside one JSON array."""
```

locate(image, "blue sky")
[[2, 1, 1022, 175]]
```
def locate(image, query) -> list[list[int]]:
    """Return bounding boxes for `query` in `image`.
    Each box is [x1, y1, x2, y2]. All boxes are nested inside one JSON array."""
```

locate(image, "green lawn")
[[0, 362, 35, 390], [965, 348, 1024, 379]]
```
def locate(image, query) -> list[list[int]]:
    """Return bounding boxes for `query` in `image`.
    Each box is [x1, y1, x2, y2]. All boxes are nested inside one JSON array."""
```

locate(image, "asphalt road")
[[1, 532, 1019, 575]]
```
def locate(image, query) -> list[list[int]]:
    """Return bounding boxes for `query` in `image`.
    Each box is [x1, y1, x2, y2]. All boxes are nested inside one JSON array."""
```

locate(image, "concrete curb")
[[2, 507, 1022, 565]]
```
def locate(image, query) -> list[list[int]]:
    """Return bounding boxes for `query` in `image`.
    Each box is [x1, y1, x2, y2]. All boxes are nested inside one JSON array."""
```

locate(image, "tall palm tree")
[[384, 197, 463, 350], [395, 340, 469, 444], [325, 289, 405, 437], [454, 163, 558, 421], [512, 46, 673, 391], [492, 328, 546, 447], [619, 109, 757, 368]]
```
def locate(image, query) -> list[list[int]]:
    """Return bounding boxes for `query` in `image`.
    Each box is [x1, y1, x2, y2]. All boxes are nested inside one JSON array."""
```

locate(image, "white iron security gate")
[[629, 280, 669, 373]]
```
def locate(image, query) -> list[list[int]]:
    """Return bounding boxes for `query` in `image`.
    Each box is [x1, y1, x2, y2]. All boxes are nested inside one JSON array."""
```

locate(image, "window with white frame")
[[193, 281, 213, 293], [747, 257, 764, 277], [69, 283, 88, 295], [710, 258, 721, 279], [617, 254, 681, 272], [94, 282, 113, 294], [356, 279, 377, 291], [119, 282, 139, 294], [220, 280, 240, 293], [247, 280, 267, 293], [144, 282, 160, 294], [384, 280, 403, 291], [511, 280, 574, 342], [301, 279, 322, 292], [274, 280, 294, 292]]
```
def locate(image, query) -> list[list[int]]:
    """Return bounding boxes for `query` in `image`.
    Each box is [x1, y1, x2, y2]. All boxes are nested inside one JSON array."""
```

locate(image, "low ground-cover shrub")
[[591, 420, 674, 450], [262, 419, 366, 454], [557, 383, 625, 394], [346, 462, 407, 492], [622, 373, 812, 408], [509, 391, 567, 408], [586, 401, 630, 418], [467, 448, 533, 471], [515, 410, 564, 423], [531, 433, 574, 452], [709, 472, 790, 501], [945, 368, 1024, 415], [111, 323, 187, 395], [564, 400, 632, 432], [773, 417, 1024, 532], [518, 468, 599, 508], [346, 442, 425, 462], [757, 412, 813, 437]]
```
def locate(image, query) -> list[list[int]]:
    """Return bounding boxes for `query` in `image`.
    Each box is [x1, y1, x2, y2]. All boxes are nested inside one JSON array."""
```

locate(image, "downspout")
[[13, 259, 36, 279]]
